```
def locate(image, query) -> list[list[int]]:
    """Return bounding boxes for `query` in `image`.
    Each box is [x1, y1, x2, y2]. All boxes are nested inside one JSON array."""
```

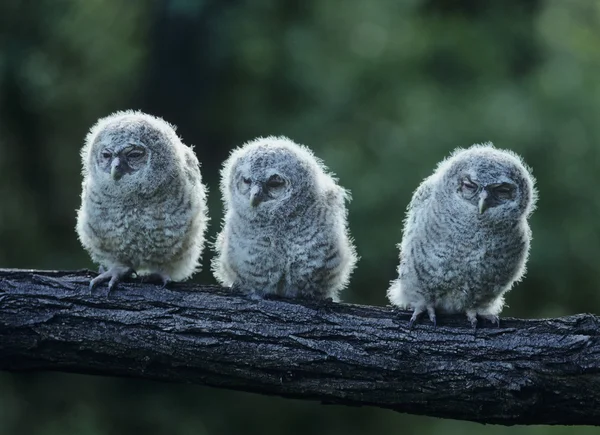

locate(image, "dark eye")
[[494, 185, 514, 198], [101, 151, 111, 159], [128, 149, 145, 159], [266, 175, 285, 188], [242, 177, 251, 185], [461, 179, 477, 190]]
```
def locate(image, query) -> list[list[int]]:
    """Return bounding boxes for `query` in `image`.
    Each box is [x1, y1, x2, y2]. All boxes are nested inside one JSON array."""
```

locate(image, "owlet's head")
[[82, 110, 180, 195], [221, 136, 326, 218], [440, 143, 537, 221]]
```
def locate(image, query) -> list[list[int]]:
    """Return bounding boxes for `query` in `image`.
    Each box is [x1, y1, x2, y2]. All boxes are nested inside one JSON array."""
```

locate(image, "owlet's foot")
[[90, 266, 135, 292], [142, 272, 172, 289], [466, 310, 500, 329], [408, 305, 437, 328]]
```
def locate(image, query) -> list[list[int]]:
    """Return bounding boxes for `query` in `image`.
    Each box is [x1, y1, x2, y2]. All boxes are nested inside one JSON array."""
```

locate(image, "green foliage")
[[1, 0, 600, 433]]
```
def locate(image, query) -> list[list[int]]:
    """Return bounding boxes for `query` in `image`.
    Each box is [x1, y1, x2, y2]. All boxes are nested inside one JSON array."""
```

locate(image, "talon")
[[482, 314, 500, 327], [161, 275, 172, 289], [427, 306, 436, 328], [107, 276, 119, 293], [470, 318, 478, 329], [408, 307, 425, 329], [141, 272, 172, 289], [489, 315, 500, 327], [486, 316, 500, 328], [467, 311, 500, 329], [89, 266, 134, 294], [407, 304, 436, 329], [466, 310, 479, 329]]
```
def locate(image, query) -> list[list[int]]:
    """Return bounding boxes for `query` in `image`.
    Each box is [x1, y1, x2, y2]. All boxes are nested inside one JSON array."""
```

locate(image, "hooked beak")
[[110, 157, 124, 180], [478, 189, 491, 214], [250, 183, 265, 207]]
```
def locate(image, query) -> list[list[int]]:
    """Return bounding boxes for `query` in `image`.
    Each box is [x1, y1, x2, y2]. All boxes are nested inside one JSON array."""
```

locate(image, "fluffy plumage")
[[76, 110, 209, 290], [212, 136, 357, 301], [387, 143, 537, 327]]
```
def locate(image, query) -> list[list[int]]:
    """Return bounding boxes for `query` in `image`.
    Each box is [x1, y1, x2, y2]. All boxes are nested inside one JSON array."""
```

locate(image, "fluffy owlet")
[[387, 143, 537, 327], [212, 136, 357, 301], [76, 110, 209, 290]]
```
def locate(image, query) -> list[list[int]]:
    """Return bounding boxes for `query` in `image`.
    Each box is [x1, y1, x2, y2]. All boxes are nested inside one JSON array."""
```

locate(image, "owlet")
[[212, 136, 357, 301], [387, 143, 537, 327], [76, 110, 209, 290]]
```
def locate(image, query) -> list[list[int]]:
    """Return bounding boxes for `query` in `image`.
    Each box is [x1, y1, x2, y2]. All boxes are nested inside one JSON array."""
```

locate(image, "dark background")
[[1, 0, 600, 433]]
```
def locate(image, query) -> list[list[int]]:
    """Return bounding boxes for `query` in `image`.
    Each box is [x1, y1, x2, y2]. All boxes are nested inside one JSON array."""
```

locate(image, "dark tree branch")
[[0, 269, 599, 425]]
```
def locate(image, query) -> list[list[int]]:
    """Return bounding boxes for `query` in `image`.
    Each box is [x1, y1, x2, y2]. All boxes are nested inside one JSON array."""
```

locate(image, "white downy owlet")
[[387, 143, 537, 327], [76, 110, 209, 290], [212, 136, 357, 301]]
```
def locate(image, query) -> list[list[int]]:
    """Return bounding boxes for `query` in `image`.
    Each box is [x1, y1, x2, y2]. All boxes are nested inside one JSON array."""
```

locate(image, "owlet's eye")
[[101, 151, 112, 160], [461, 178, 478, 191], [242, 177, 251, 185], [266, 174, 285, 188], [494, 184, 514, 199], [128, 149, 145, 159]]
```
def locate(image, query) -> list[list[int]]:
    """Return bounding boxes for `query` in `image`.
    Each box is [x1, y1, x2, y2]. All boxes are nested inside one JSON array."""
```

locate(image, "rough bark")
[[0, 269, 599, 426]]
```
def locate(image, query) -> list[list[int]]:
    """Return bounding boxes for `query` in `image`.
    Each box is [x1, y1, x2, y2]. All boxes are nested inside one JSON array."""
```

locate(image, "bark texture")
[[1, 269, 599, 425]]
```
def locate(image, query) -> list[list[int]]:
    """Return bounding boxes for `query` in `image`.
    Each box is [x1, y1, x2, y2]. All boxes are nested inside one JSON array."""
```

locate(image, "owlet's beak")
[[250, 183, 265, 207], [111, 157, 124, 180], [478, 189, 491, 214]]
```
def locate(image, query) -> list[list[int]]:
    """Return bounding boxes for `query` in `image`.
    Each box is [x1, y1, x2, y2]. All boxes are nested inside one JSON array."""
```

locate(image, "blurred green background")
[[1, 0, 600, 433]]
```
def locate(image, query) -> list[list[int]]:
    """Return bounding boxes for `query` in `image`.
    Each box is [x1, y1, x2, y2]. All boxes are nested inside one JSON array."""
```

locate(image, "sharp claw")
[[155, 272, 172, 289], [471, 318, 478, 330], [407, 306, 436, 329], [161, 277, 172, 289], [140, 272, 172, 289], [469, 313, 500, 328], [89, 266, 133, 294], [89, 274, 105, 292], [426, 306, 436, 328], [408, 311, 421, 329]]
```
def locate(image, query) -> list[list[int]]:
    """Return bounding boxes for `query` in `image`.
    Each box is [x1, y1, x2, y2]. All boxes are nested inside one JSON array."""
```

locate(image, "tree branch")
[[0, 269, 599, 425]]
